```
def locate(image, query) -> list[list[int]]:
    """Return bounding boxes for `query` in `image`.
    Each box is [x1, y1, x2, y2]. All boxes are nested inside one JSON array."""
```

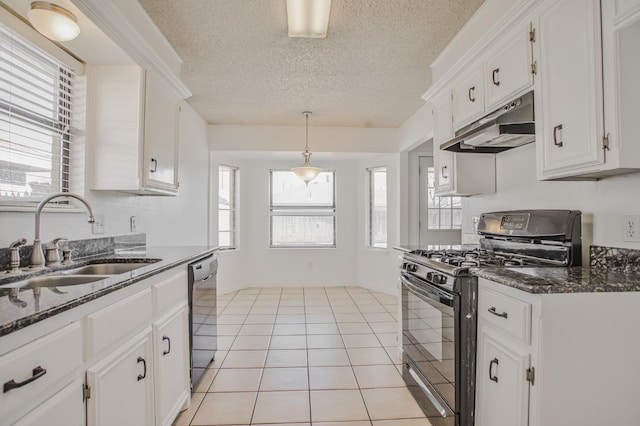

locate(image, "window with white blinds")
[[0, 22, 78, 202]]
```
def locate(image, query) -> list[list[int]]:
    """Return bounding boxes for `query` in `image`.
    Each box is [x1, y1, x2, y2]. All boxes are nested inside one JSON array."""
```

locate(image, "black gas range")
[[400, 210, 582, 426]]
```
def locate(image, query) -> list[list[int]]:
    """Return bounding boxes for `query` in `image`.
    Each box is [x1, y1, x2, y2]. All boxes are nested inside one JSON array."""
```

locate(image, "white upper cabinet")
[[452, 66, 485, 129], [433, 93, 454, 194], [90, 65, 180, 195], [485, 25, 535, 111]]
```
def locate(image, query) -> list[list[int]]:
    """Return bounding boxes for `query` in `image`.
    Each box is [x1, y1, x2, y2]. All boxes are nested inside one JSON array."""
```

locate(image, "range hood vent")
[[441, 91, 535, 154]]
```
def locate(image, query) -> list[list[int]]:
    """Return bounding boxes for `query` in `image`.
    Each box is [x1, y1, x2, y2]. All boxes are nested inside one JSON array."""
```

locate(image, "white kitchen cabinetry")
[[476, 278, 640, 426], [536, 0, 640, 179], [90, 65, 180, 195], [86, 330, 155, 426], [452, 66, 485, 129], [485, 25, 534, 111], [14, 378, 85, 426], [432, 93, 496, 196]]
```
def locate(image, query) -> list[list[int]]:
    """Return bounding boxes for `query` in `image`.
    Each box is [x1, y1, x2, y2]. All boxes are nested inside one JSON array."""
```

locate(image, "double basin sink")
[[0, 260, 161, 290]]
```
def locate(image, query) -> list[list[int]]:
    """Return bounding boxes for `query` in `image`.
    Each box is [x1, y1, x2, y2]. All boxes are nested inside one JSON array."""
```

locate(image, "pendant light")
[[28, 2, 80, 42], [291, 111, 322, 184]]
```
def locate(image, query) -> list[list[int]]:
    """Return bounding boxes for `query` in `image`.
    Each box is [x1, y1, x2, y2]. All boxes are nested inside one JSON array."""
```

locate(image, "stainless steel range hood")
[[441, 91, 535, 154]]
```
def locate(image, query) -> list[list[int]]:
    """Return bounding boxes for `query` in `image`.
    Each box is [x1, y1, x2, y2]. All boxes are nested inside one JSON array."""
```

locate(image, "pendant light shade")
[[292, 111, 322, 183], [28, 2, 80, 42]]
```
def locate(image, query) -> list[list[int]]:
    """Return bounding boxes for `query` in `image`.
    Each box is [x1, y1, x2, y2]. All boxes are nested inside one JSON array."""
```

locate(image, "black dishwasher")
[[188, 253, 218, 390]]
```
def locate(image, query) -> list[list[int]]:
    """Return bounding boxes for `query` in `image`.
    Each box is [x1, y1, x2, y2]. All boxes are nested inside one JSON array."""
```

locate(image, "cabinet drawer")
[[14, 378, 84, 426], [0, 323, 82, 417], [87, 289, 152, 357], [479, 287, 531, 344], [153, 270, 187, 315]]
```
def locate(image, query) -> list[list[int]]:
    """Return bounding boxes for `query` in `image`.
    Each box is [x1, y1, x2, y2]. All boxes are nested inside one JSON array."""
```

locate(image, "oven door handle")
[[407, 365, 448, 417], [401, 274, 455, 307]]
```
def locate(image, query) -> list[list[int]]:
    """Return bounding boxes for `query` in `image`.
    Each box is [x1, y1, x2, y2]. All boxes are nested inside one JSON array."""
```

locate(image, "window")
[[218, 165, 238, 249], [270, 170, 335, 248], [426, 166, 462, 229], [0, 23, 78, 202], [368, 166, 387, 248]]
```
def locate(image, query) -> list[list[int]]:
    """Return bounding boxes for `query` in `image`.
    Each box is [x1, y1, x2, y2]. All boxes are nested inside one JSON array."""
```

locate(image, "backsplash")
[[590, 245, 640, 273], [0, 233, 146, 271]]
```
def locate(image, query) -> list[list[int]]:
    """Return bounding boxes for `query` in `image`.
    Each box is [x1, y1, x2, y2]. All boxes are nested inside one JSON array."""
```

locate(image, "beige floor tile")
[[279, 299, 305, 307], [272, 323, 306, 335], [329, 299, 356, 306], [357, 304, 388, 313], [191, 392, 257, 425], [253, 299, 280, 306], [217, 336, 236, 350], [335, 313, 367, 323], [252, 424, 311, 426], [306, 323, 340, 335], [209, 368, 263, 392], [313, 423, 372, 426], [331, 305, 362, 313], [250, 306, 279, 315], [347, 348, 393, 366], [384, 346, 402, 364], [252, 391, 311, 424], [339, 322, 374, 335], [222, 306, 252, 315], [238, 324, 274, 336], [353, 365, 405, 388], [260, 367, 309, 391], [210, 351, 228, 369], [363, 313, 396, 323], [308, 348, 351, 366], [217, 314, 247, 325], [362, 388, 425, 420], [376, 333, 398, 347], [221, 350, 267, 368], [278, 306, 305, 315], [372, 420, 431, 426], [172, 392, 205, 425], [310, 390, 369, 422], [309, 366, 359, 390], [217, 324, 243, 336], [231, 335, 271, 350], [342, 334, 383, 348], [369, 322, 398, 334], [305, 306, 333, 314], [193, 368, 218, 392], [245, 314, 277, 324], [305, 314, 336, 324], [270, 335, 307, 349], [265, 349, 308, 367], [276, 314, 306, 324], [307, 334, 345, 349]]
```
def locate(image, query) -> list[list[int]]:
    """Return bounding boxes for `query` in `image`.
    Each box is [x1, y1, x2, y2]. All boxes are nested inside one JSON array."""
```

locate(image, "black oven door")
[[401, 272, 458, 425]]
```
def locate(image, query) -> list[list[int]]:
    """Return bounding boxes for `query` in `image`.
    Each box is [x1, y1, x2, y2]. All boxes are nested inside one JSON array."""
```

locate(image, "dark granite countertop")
[[471, 266, 640, 294], [0, 245, 217, 337]]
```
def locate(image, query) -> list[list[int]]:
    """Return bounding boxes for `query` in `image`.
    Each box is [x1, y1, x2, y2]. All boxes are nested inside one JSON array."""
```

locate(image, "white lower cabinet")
[[86, 330, 155, 426], [153, 305, 190, 426], [14, 378, 84, 426], [476, 329, 530, 426]]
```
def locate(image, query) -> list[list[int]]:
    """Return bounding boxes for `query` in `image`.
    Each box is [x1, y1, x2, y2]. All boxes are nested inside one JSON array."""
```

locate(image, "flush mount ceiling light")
[[286, 0, 332, 38], [291, 111, 323, 184], [27, 2, 80, 42]]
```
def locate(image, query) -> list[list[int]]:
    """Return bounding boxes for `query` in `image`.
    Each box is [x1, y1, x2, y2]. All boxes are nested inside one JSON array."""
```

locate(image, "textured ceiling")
[[138, 0, 484, 128]]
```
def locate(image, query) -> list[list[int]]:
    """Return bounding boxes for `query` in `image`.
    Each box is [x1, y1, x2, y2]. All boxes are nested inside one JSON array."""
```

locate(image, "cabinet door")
[[452, 66, 485, 129], [87, 331, 155, 426], [537, 0, 604, 177], [14, 378, 84, 426], [476, 329, 530, 426], [432, 93, 454, 194], [485, 25, 534, 110], [143, 73, 180, 192], [154, 306, 190, 426]]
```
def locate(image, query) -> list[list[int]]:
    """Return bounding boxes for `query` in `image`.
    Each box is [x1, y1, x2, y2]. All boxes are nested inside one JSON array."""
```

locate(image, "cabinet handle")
[[488, 306, 508, 319], [468, 86, 476, 102], [492, 68, 500, 86], [150, 158, 158, 173], [489, 358, 499, 383], [441, 165, 449, 179], [162, 335, 171, 356], [3, 366, 47, 393], [553, 124, 563, 147], [137, 356, 147, 381]]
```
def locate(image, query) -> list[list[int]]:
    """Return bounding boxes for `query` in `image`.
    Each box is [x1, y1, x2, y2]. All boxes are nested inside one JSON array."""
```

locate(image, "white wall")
[[462, 143, 640, 256], [0, 103, 210, 247]]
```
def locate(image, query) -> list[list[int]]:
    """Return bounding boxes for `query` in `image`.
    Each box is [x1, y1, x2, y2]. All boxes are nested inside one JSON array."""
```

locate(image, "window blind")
[[0, 22, 78, 201]]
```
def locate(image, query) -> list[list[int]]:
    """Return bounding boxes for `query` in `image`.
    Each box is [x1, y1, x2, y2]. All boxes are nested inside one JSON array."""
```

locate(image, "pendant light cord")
[[305, 111, 310, 151]]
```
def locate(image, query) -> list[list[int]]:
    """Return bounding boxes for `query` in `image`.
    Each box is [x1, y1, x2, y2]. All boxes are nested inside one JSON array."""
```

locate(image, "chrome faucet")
[[44, 237, 68, 267], [30, 193, 95, 269], [6, 238, 27, 274]]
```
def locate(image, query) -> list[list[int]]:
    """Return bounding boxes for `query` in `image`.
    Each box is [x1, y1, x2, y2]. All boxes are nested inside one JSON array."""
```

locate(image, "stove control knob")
[[407, 264, 418, 273], [426, 272, 433, 281], [439, 275, 448, 285]]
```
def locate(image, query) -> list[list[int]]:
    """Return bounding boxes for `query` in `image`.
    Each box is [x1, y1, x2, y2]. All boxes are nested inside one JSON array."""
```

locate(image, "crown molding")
[[71, 0, 192, 99]]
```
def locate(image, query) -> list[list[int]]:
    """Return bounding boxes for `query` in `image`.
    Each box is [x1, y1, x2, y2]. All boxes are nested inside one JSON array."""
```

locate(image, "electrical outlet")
[[472, 216, 480, 233], [623, 215, 640, 242], [92, 214, 106, 234], [130, 216, 137, 233]]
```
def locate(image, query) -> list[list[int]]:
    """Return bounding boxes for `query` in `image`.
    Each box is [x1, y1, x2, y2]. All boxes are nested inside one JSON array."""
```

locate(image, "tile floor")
[[174, 286, 431, 426]]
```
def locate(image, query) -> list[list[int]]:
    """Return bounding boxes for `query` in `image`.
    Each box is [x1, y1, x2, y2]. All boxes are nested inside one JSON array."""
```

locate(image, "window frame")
[[218, 165, 238, 250], [425, 165, 462, 230], [269, 169, 336, 249], [367, 166, 387, 249]]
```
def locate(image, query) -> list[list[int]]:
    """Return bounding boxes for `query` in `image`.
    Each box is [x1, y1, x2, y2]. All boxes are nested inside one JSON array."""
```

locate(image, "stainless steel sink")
[[2, 274, 111, 289], [61, 263, 151, 275]]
